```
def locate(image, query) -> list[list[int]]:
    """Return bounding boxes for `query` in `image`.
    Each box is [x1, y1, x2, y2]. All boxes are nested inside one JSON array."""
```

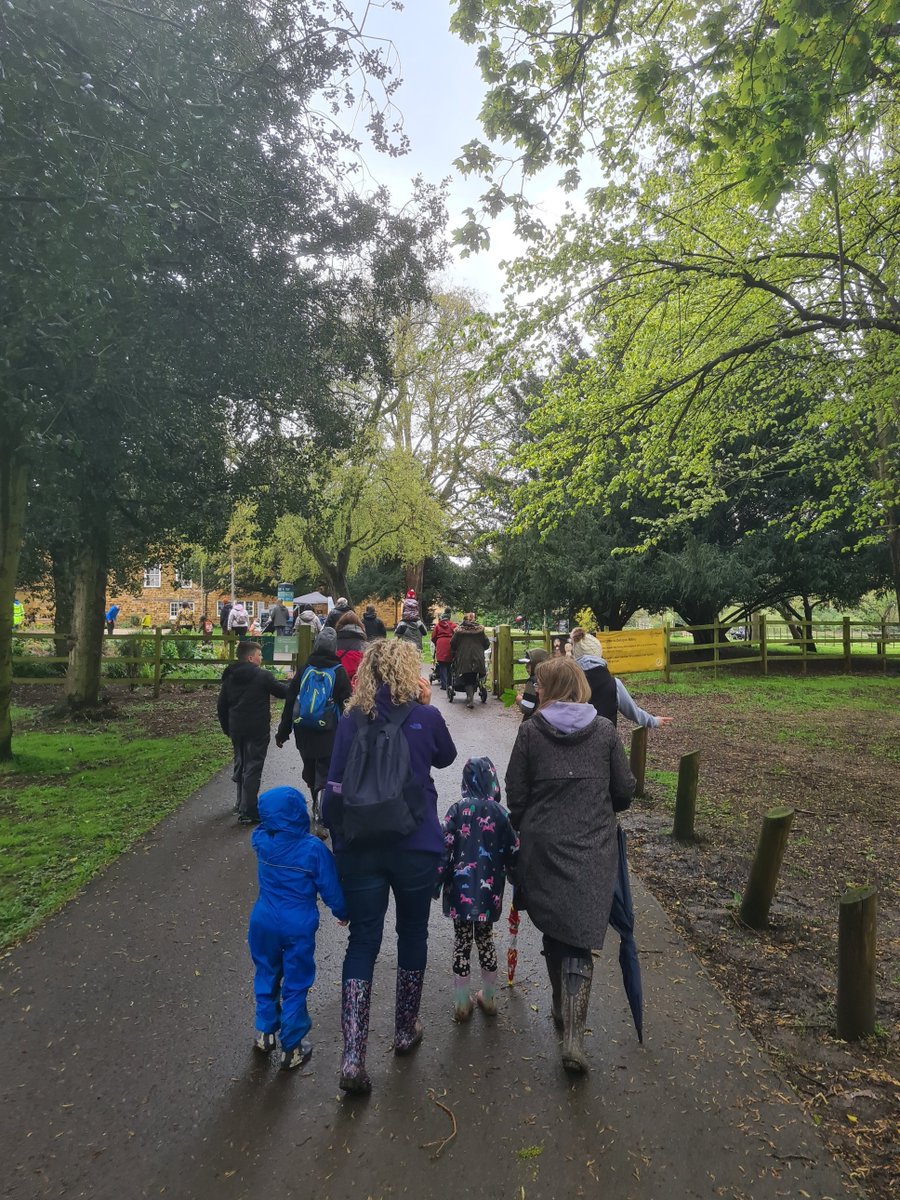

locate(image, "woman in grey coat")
[[505, 657, 635, 1072]]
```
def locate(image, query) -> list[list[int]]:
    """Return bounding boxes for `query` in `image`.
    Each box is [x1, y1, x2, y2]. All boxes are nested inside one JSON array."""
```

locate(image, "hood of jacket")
[[458, 622, 484, 635], [305, 648, 340, 669], [578, 655, 608, 671], [258, 786, 310, 837], [434, 619, 456, 637], [336, 625, 367, 650], [373, 681, 419, 721], [535, 701, 598, 738]]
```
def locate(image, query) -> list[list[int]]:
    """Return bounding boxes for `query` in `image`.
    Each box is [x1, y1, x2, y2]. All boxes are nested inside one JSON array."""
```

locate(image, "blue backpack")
[[293, 664, 339, 730]]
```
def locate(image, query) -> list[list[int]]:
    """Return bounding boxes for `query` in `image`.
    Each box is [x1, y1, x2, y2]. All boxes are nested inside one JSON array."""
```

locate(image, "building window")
[[170, 601, 195, 619], [176, 575, 193, 590], [143, 565, 162, 589]]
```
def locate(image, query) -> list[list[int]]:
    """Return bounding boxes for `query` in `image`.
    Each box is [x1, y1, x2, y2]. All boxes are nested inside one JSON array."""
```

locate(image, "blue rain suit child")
[[248, 786, 347, 1065]]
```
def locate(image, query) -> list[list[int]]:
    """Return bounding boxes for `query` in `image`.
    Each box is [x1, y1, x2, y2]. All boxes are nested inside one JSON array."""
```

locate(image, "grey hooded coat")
[[504, 710, 635, 949]]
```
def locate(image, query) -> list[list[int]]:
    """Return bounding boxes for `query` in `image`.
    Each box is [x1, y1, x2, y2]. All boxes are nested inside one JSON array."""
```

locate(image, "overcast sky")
[[347, 0, 529, 308]]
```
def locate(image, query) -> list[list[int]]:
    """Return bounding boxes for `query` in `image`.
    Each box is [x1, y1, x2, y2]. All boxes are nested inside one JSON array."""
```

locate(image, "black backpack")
[[338, 702, 424, 845]]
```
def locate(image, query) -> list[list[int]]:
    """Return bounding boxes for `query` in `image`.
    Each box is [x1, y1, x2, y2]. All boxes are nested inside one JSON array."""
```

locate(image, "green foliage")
[[0, 718, 231, 947]]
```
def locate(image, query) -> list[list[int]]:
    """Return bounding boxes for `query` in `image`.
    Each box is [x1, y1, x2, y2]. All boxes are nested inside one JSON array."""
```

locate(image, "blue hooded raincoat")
[[248, 787, 347, 1049]]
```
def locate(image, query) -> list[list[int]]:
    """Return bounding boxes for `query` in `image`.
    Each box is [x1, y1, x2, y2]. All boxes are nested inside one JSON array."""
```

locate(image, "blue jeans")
[[335, 848, 440, 982]]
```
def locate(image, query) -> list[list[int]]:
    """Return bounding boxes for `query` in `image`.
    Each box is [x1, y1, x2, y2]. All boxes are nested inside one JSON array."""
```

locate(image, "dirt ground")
[[12, 681, 221, 737], [622, 682, 899, 1200]]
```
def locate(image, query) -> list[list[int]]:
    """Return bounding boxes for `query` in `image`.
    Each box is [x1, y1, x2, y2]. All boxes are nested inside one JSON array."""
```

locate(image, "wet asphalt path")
[[0, 692, 857, 1200]]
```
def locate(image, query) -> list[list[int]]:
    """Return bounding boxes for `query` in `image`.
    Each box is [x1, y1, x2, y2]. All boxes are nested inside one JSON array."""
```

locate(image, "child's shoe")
[[476, 969, 499, 1017], [280, 1041, 312, 1070], [452, 974, 474, 1022], [254, 1030, 276, 1053]]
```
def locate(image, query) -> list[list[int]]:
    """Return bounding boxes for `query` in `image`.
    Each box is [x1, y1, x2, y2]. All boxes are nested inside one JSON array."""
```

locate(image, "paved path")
[[1, 697, 857, 1200]]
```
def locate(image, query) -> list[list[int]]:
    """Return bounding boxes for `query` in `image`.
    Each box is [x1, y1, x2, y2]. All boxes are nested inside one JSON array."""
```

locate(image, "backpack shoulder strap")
[[384, 701, 415, 729]]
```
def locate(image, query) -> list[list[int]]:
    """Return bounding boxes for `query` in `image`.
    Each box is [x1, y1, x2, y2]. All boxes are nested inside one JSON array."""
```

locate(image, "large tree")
[[0, 0, 443, 755]]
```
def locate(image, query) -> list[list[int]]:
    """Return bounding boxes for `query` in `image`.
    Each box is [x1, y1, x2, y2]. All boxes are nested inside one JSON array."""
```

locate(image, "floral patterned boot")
[[393, 967, 425, 1054], [339, 979, 372, 1094]]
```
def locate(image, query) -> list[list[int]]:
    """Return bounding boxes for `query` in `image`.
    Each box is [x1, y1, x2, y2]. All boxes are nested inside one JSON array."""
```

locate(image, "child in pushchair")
[[446, 660, 488, 707]]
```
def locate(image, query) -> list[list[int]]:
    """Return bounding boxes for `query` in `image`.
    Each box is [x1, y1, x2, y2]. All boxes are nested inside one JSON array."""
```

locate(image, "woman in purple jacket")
[[322, 639, 457, 1094]]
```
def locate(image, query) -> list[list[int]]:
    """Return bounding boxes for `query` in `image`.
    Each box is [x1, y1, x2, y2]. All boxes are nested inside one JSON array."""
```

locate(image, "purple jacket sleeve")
[[320, 713, 357, 829], [428, 706, 457, 770]]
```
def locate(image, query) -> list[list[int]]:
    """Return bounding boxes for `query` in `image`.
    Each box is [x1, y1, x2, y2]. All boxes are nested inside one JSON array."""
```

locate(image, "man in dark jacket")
[[361, 604, 386, 641], [450, 613, 490, 708], [219, 600, 233, 635], [218, 640, 289, 825], [275, 627, 352, 827], [267, 600, 290, 633], [324, 597, 352, 629]]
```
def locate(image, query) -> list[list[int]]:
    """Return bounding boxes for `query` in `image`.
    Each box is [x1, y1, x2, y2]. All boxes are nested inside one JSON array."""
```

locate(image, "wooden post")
[[837, 886, 877, 1041], [664, 622, 672, 683], [759, 614, 768, 676], [630, 725, 648, 798], [672, 751, 700, 841], [497, 624, 513, 694], [801, 619, 809, 675], [152, 626, 163, 699], [713, 616, 720, 677], [843, 616, 852, 674], [294, 622, 312, 674], [881, 620, 888, 672], [543, 624, 552, 653], [739, 806, 795, 928]]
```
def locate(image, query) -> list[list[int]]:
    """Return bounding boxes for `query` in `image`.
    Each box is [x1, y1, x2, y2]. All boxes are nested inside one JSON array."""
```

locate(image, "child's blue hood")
[[258, 786, 310, 837]]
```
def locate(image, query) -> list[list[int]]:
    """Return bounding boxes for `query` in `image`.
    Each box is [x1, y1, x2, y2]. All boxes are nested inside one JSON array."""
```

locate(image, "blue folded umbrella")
[[609, 824, 643, 1043]]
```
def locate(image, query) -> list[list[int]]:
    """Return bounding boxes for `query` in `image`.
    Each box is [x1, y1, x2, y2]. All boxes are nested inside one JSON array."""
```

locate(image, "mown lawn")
[[0, 697, 230, 948]]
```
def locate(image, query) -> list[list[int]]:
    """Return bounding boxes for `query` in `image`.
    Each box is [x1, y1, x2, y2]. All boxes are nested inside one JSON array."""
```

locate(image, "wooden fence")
[[11, 617, 898, 695], [489, 617, 899, 695]]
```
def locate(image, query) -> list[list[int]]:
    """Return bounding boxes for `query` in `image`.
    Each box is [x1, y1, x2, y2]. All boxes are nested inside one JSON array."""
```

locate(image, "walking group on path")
[[216, 593, 675, 1094]]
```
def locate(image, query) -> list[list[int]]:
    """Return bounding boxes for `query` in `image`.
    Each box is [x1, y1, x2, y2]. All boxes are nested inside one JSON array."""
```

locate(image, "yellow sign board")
[[601, 629, 665, 674]]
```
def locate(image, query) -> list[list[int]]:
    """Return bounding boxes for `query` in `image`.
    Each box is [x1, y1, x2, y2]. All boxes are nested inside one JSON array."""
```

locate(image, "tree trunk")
[[776, 603, 804, 641], [801, 594, 818, 652], [51, 544, 76, 668], [64, 537, 108, 711], [0, 446, 28, 761], [404, 559, 424, 599]]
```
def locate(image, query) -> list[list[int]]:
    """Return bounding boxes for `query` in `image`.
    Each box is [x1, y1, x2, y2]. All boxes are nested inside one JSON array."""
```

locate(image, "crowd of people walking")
[[217, 594, 670, 1090]]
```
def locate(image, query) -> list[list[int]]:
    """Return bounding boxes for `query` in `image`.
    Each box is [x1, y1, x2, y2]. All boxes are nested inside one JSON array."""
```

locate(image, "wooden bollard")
[[630, 725, 648, 798], [672, 751, 700, 841], [739, 806, 794, 928], [837, 886, 877, 1040]]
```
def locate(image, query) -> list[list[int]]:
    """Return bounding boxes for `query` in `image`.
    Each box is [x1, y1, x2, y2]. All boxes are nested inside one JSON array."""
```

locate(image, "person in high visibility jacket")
[[12, 599, 25, 628]]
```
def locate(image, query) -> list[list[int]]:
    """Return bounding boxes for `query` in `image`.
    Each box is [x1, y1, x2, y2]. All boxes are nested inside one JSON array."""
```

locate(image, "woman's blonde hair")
[[348, 638, 422, 716], [535, 657, 591, 706]]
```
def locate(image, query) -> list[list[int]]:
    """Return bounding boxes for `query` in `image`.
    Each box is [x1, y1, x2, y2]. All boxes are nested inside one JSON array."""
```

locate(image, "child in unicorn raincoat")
[[437, 757, 518, 1021], [248, 786, 348, 1070]]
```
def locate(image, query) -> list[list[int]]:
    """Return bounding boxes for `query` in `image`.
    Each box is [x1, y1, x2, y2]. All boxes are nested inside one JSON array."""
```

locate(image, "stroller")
[[446, 659, 488, 705]]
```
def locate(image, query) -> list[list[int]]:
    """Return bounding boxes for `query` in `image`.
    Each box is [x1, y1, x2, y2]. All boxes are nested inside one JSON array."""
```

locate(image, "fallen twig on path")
[[420, 1088, 457, 1159]]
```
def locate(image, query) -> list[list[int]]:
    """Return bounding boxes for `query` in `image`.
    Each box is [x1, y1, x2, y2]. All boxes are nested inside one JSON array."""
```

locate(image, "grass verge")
[[0, 704, 231, 949]]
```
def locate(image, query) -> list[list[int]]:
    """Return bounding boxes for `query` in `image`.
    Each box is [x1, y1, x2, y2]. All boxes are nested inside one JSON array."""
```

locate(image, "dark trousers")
[[231, 736, 269, 820], [106, 621, 115, 636], [299, 753, 330, 809], [436, 661, 451, 689], [542, 933, 590, 960], [335, 848, 440, 983]]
